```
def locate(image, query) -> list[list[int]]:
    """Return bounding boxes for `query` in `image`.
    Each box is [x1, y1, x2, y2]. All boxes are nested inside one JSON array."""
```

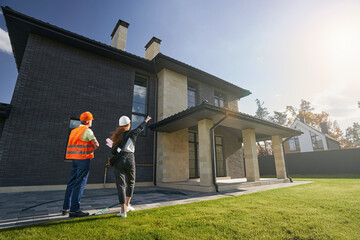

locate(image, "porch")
[[150, 102, 302, 192]]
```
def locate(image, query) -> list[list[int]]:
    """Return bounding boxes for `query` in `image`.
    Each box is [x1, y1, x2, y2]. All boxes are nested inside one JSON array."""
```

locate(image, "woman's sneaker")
[[126, 205, 135, 212], [117, 212, 127, 218]]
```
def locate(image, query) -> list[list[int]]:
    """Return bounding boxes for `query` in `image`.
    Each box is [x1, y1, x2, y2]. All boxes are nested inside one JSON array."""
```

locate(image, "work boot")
[[69, 210, 89, 218], [61, 209, 69, 215]]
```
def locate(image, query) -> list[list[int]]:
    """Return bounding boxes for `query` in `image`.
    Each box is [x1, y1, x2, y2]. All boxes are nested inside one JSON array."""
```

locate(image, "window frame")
[[64, 118, 81, 162], [288, 136, 300, 151], [131, 74, 149, 137], [214, 91, 227, 108], [310, 132, 324, 150], [187, 82, 198, 108]]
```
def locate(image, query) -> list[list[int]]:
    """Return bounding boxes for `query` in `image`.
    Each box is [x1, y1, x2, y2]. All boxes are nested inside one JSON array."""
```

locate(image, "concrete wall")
[[259, 148, 360, 175], [188, 77, 239, 112], [156, 68, 189, 182], [0, 34, 156, 187], [215, 127, 245, 178]]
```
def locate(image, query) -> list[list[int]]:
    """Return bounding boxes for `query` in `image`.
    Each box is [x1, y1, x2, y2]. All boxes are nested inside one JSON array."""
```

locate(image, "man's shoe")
[[117, 212, 127, 218], [61, 209, 69, 215], [69, 211, 89, 218], [126, 205, 135, 212]]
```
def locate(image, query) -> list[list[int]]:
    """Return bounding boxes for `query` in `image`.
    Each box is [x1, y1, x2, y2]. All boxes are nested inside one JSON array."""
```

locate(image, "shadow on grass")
[[0, 214, 118, 233]]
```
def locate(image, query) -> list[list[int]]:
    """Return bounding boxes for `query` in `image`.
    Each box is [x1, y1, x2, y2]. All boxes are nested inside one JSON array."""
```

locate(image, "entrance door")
[[188, 132, 226, 178]]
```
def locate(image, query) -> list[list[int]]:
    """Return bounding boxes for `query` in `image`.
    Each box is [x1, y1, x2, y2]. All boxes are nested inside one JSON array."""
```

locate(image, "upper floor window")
[[288, 136, 300, 151], [188, 83, 197, 108], [310, 132, 323, 150], [214, 91, 226, 108], [132, 75, 148, 136]]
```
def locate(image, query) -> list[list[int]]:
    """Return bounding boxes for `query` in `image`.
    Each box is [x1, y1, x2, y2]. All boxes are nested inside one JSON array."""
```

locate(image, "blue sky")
[[1, 0, 359, 131]]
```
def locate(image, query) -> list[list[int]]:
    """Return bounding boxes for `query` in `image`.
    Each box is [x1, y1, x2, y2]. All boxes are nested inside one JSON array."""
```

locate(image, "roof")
[[0, 103, 12, 118], [150, 102, 302, 141], [292, 119, 339, 143], [2, 6, 251, 99]]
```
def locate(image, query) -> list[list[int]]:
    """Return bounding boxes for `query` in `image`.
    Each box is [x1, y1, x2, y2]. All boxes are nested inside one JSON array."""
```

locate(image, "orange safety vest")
[[66, 126, 95, 159]]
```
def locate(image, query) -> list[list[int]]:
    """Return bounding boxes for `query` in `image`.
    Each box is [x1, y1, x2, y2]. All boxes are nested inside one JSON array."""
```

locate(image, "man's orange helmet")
[[80, 111, 94, 121]]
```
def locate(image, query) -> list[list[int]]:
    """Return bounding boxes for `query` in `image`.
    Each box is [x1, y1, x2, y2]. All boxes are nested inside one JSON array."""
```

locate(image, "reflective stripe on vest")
[[66, 126, 95, 159]]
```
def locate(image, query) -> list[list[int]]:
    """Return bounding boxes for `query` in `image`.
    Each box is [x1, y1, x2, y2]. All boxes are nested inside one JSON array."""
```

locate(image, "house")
[[283, 117, 341, 154], [0, 7, 302, 192]]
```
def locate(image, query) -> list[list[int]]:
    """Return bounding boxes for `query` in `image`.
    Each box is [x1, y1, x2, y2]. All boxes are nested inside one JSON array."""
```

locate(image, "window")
[[310, 132, 324, 150], [188, 132, 199, 178], [188, 83, 197, 108], [132, 75, 148, 136], [65, 119, 81, 161], [288, 137, 300, 151], [214, 91, 226, 108], [215, 136, 226, 177]]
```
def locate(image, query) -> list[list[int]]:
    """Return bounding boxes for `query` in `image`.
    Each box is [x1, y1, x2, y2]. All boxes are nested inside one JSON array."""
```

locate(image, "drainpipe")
[[282, 137, 293, 183], [152, 63, 159, 186], [210, 112, 228, 192]]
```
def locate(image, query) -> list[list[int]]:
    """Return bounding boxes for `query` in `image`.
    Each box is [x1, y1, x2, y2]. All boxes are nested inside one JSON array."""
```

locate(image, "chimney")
[[111, 19, 130, 51], [145, 37, 161, 60], [320, 122, 329, 135], [299, 116, 305, 123]]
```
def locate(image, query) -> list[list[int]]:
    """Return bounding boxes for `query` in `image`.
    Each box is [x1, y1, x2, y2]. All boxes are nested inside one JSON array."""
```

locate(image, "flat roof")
[[150, 102, 302, 141]]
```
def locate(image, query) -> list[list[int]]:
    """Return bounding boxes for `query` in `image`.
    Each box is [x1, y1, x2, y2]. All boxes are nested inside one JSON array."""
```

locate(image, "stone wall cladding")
[[0, 34, 155, 186]]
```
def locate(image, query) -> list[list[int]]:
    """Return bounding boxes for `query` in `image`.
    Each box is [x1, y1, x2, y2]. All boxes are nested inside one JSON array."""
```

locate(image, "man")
[[62, 111, 99, 218]]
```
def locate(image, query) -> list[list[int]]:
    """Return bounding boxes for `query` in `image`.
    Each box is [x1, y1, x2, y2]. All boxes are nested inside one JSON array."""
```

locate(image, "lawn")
[[0, 175, 359, 239]]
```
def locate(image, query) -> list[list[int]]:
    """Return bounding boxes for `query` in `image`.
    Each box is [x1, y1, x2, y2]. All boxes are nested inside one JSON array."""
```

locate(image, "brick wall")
[[0, 34, 155, 186]]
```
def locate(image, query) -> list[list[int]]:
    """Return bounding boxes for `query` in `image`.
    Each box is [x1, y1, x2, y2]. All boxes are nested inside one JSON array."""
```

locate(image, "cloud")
[[0, 28, 12, 54], [312, 81, 360, 129]]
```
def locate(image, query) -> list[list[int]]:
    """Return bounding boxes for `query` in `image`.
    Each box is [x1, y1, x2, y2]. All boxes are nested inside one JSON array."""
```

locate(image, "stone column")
[[242, 129, 260, 182], [198, 119, 214, 186], [272, 135, 287, 179]]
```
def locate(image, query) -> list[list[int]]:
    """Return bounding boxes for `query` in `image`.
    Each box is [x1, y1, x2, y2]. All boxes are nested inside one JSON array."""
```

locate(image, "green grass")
[[1, 175, 360, 240]]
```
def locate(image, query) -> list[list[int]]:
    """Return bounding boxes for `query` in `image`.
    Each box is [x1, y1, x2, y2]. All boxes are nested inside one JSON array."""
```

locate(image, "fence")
[[259, 148, 360, 175]]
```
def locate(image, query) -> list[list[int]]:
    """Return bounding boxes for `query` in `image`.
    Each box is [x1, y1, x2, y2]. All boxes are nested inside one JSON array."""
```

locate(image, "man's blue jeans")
[[62, 159, 91, 212]]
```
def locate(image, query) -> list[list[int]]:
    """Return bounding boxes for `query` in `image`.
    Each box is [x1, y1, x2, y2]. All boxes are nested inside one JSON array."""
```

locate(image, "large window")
[[288, 136, 300, 151], [65, 118, 81, 161], [132, 75, 148, 136], [188, 83, 197, 108], [188, 132, 226, 178], [215, 136, 226, 177], [188, 132, 199, 178], [310, 132, 324, 150], [214, 91, 226, 108]]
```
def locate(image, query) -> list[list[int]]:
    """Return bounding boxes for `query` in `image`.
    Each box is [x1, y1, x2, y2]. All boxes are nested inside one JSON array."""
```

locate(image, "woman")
[[109, 115, 151, 218]]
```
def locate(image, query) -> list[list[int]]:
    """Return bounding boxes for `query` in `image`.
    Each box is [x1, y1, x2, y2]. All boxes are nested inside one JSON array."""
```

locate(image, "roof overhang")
[[150, 103, 302, 141]]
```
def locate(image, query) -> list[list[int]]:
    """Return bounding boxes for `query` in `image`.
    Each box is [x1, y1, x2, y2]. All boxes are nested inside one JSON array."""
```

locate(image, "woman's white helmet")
[[119, 116, 131, 126]]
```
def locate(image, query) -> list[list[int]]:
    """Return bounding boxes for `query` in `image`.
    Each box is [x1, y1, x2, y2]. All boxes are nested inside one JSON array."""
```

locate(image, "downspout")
[[210, 112, 228, 192], [282, 137, 293, 183], [152, 62, 159, 186]]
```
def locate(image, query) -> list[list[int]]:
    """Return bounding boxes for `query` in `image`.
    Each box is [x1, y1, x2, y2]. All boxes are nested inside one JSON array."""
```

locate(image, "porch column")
[[242, 129, 260, 182], [271, 135, 287, 179], [198, 119, 214, 186]]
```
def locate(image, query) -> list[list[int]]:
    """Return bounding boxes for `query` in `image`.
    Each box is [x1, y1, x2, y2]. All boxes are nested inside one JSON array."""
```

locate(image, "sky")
[[0, 0, 359, 132]]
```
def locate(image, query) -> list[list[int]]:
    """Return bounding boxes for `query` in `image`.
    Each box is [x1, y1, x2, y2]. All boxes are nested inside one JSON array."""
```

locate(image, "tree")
[[269, 111, 287, 125], [345, 122, 360, 148], [286, 99, 349, 148], [255, 99, 269, 120]]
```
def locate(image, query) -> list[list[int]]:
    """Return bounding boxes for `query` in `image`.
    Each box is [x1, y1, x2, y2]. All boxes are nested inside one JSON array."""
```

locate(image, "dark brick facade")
[[0, 34, 155, 186]]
